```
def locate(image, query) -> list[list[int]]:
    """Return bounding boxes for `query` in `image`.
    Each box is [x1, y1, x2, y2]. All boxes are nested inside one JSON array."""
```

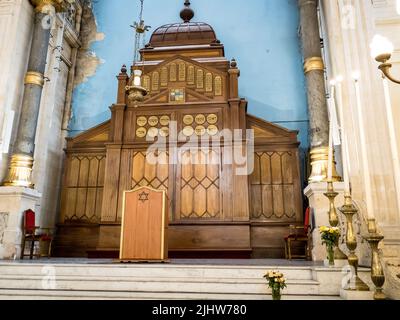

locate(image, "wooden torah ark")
[[55, 16, 304, 259], [120, 187, 168, 261]]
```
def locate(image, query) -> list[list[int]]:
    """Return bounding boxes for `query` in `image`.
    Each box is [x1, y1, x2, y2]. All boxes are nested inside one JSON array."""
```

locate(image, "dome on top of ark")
[[148, 0, 220, 48]]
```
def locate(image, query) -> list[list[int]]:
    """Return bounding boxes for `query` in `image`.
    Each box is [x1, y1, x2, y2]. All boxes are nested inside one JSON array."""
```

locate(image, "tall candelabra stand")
[[364, 219, 386, 300], [324, 181, 347, 260], [339, 194, 370, 291]]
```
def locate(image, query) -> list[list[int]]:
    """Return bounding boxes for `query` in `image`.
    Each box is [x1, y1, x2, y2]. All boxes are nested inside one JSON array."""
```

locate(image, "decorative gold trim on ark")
[[24, 71, 45, 87], [303, 57, 324, 74]]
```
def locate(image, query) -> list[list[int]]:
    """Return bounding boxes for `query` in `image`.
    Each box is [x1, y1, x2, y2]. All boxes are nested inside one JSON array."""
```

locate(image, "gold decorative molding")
[[308, 146, 341, 183], [24, 71, 44, 87], [30, 0, 70, 13], [303, 57, 324, 74], [2, 154, 34, 188]]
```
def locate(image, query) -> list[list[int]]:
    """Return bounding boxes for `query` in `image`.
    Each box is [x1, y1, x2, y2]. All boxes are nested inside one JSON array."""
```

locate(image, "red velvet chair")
[[21, 209, 53, 259], [284, 207, 312, 260]]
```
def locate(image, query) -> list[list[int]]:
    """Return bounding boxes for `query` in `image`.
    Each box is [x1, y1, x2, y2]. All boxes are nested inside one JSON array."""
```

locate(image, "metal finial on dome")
[[180, 0, 194, 23]]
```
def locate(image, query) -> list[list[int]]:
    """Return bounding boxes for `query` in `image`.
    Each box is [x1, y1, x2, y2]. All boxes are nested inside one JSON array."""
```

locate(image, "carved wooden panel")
[[249, 151, 297, 221], [143, 76, 150, 91], [178, 62, 186, 81], [61, 155, 106, 223], [152, 72, 159, 91], [205, 73, 213, 92], [187, 66, 195, 85], [215, 76, 222, 96], [131, 151, 169, 193], [178, 149, 221, 219], [160, 67, 168, 87], [169, 63, 177, 82], [196, 69, 204, 89]]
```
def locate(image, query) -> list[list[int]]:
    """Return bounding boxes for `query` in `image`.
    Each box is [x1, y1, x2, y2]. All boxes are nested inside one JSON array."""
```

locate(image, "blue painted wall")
[[70, 0, 309, 151]]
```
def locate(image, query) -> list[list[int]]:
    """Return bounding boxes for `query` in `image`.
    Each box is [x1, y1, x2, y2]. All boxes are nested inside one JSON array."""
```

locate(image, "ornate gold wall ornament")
[[195, 125, 206, 136], [195, 114, 206, 125], [187, 66, 195, 84], [183, 126, 194, 137], [136, 116, 148, 127], [126, 85, 147, 104], [147, 127, 159, 138], [196, 69, 204, 89], [152, 72, 160, 91], [24, 71, 45, 87], [30, 0, 69, 13], [160, 115, 170, 126], [148, 116, 159, 126], [136, 127, 147, 138], [169, 63, 177, 82], [207, 125, 219, 136], [183, 115, 194, 125], [205, 73, 213, 92], [207, 114, 218, 125], [160, 67, 168, 86], [309, 147, 341, 183], [2, 154, 34, 188], [303, 57, 324, 74], [215, 76, 222, 96], [179, 62, 186, 81], [160, 127, 170, 137]]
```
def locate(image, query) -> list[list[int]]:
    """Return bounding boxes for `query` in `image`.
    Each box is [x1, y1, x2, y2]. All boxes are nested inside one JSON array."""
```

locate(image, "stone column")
[[0, 1, 69, 260], [2, 0, 68, 188], [298, 0, 339, 183]]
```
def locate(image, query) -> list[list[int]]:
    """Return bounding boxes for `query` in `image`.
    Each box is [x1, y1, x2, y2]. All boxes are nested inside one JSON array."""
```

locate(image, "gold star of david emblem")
[[138, 191, 149, 203]]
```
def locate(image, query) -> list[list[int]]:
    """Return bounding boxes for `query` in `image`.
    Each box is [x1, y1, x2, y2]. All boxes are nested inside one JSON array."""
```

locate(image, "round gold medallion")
[[195, 125, 206, 136], [160, 115, 170, 126], [182, 126, 194, 137], [136, 127, 147, 138], [183, 115, 194, 125], [148, 116, 159, 127], [147, 127, 159, 138], [207, 125, 219, 136], [207, 114, 218, 125], [136, 116, 147, 127], [195, 114, 206, 125], [159, 127, 170, 137]]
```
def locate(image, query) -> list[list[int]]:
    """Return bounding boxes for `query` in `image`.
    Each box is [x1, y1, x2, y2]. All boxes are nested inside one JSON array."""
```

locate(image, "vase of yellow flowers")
[[264, 271, 287, 300], [319, 226, 340, 266]]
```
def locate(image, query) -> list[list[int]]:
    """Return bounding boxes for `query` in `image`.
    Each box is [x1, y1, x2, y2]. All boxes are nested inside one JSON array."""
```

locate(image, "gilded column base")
[[2, 154, 34, 188], [309, 147, 341, 183]]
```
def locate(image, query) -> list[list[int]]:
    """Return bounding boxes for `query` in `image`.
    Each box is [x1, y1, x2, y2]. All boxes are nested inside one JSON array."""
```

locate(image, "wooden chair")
[[284, 207, 312, 260], [21, 209, 53, 259]]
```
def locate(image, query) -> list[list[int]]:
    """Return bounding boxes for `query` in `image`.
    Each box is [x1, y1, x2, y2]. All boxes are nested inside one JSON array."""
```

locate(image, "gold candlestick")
[[364, 219, 386, 300], [339, 194, 370, 291], [324, 181, 347, 260]]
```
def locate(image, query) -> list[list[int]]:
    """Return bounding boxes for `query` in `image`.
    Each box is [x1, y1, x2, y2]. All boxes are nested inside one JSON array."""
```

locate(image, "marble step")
[[0, 263, 314, 280], [0, 289, 341, 300], [0, 275, 320, 296]]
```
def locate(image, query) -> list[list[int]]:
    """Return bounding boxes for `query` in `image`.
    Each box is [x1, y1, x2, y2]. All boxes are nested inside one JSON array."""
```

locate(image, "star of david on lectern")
[[138, 191, 149, 203]]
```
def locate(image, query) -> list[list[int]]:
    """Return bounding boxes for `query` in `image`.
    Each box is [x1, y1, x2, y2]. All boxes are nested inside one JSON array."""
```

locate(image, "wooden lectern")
[[120, 187, 168, 262]]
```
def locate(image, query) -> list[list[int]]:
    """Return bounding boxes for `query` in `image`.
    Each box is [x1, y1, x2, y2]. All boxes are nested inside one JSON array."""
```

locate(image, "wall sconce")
[[370, 35, 400, 84]]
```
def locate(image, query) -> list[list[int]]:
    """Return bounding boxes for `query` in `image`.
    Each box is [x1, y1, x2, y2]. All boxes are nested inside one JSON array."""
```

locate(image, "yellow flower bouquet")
[[319, 226, 340, 266], [263, 270, 287, 300]]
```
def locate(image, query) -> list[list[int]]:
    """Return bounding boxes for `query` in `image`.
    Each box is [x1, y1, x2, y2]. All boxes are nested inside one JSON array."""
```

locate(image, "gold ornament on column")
[[339, 194, 370, 291], [2, 154, 34, 188], [24, 71, 45, 87], [308, 147, 341, 183], [303, 56, 324, 74]]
